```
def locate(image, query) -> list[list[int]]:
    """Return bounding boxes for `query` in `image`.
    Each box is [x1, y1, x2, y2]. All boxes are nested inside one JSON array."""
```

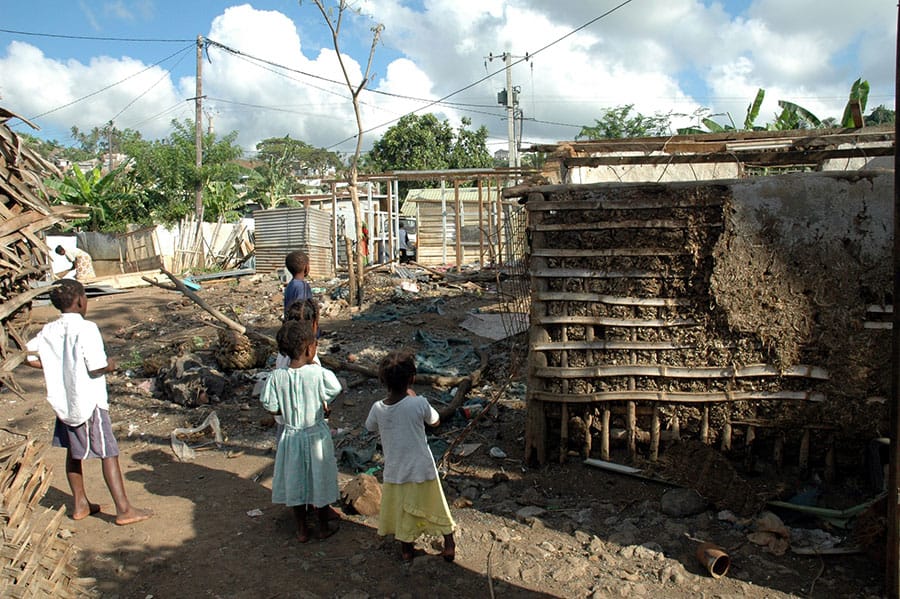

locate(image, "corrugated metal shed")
[[253, 207, 334, 277]]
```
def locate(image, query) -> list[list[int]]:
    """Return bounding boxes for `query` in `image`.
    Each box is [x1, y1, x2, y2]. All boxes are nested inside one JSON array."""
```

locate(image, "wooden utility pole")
[[504, 51, 517, 169], [888, 5, 900, 596], [194, 35, 204, 221]]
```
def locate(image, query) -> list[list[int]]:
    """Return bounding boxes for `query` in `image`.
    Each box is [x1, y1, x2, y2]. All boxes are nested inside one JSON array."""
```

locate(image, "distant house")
[[402, 186, 523, 268]]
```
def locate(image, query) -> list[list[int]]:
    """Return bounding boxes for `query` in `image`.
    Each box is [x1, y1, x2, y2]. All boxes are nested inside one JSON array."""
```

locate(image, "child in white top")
[[261, 319, 341, 542], [365, 350, 456, 562], [25, 279, 151, 526]]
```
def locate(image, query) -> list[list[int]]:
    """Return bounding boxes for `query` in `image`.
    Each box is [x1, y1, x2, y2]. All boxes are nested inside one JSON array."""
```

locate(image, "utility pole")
[[106, 120, 113, 171], [194, 35, 204, 221], [504, 52, 517, 169], [489, 51, 525, 171]]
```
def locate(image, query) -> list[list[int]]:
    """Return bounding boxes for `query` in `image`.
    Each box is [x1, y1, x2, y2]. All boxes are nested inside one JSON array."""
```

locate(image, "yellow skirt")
[[378, 479, 456, 542]]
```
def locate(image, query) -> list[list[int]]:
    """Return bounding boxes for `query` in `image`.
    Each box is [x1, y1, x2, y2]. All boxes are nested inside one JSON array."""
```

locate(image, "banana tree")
[[840, 78, 870, 128]]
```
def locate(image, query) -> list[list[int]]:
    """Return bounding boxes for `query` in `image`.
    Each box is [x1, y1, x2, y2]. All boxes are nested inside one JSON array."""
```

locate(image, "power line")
[[22, 44, 195, 123], [111, 48, 192, 123], [324, 0, 637, 149], [0, 28, 192, 43]]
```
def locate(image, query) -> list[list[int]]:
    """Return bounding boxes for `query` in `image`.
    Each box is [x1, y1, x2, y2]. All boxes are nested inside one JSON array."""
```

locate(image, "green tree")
[[47, 163, 139, 231], [122, 119, 244, 224], [247, 136, 344, 209], [865, 105, 895, 126], [367, 114, 493, 173], [576, 105, 673, 140]]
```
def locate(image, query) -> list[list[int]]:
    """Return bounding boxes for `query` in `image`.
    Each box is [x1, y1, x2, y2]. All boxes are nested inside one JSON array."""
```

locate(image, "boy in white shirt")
[[26, 279, 151, 525]]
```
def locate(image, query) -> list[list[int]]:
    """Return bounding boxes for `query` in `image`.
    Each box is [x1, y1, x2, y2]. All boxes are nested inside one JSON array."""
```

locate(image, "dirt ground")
[[3, 272, 886, 598]]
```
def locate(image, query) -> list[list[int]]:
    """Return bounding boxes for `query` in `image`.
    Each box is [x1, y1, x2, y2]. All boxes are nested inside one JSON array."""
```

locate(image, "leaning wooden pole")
[[887, 5, 900, 596]]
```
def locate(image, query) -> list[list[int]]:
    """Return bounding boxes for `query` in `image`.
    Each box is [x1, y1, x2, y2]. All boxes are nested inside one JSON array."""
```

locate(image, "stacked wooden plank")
[[0, 107, 87, 391]]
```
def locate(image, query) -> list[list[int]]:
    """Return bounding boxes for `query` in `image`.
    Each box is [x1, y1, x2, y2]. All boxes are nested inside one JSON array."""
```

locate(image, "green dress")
[[261, 364, 341, 507]]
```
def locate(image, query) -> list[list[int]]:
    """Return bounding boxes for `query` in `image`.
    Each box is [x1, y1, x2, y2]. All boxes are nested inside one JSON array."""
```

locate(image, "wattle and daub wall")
[[517, 171, 893, 469]]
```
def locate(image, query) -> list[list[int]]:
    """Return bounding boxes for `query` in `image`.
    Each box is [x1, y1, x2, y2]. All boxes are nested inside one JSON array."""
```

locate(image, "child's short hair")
[[285, 251, 310, 276], [49, 279, 84, 311], [54, 245, 66, 255], [286, 298, 319, 323], [276, 319, 316, 361], [379, 350, 417, 393]]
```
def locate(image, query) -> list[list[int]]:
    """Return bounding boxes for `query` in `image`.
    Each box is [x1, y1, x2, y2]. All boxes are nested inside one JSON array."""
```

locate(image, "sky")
[[0, 0, 895, 158]]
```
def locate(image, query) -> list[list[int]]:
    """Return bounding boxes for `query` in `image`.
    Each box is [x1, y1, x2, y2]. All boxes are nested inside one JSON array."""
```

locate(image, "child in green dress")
[[365, 350, 456, 562], [261, 319, 341, 542]]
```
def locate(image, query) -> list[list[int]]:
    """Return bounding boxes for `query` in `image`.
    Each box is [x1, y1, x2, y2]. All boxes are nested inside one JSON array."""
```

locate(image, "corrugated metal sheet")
[[254, 207, 334, 277]]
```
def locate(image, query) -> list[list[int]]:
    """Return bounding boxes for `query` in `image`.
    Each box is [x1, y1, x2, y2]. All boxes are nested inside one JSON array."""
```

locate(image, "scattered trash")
[[489, 447, 507, 459], [246, 508, 264, 518], [453, 443, 482, 457], [170, 411, 223, 461], [127, 423, 140, 437], [747, 511, 791, 555], [400, 280, 419, 293]]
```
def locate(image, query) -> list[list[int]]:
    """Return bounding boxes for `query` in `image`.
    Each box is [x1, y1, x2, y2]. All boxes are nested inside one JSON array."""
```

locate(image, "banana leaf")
[[744, 88, 765, 130]]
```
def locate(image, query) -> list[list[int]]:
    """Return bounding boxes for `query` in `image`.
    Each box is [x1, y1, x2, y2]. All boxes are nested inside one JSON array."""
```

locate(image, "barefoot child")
[[365, 351, 456, 562], [261, 319, 342, 542], [25, 279, 152, 526]]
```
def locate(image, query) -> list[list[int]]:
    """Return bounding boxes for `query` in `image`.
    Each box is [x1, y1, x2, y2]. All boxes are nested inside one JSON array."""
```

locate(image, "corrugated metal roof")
[[403, 187, 501, 204]]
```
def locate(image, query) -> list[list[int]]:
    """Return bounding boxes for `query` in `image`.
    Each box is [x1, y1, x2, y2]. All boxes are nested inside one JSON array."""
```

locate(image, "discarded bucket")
[[696, 542, 730, 579]]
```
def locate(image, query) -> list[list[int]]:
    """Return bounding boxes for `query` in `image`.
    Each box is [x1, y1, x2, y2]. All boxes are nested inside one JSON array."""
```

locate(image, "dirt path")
[[3, 278, 883, 598]]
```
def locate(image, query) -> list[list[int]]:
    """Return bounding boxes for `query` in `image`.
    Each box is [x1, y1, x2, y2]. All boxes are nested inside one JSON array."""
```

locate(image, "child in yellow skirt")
[[365, 350, 456, 562]]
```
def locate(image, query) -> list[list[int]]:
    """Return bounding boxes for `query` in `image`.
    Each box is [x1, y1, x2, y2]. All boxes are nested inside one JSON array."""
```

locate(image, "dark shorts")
[[53, 407, 119, 460]]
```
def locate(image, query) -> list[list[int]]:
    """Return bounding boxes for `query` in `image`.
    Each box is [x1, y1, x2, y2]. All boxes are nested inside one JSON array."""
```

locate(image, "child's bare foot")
[[322, 505, 342, 521], [441, 534, 456, 562], [115, 507, 153, 526], [72, 502, 102, 521], [296, 530, 310, 543], [317, 520, 339, 540], [400, 541, 415, 562]]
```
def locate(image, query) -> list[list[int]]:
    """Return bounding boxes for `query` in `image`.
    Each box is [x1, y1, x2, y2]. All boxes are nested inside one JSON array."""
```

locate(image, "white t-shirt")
[[365, 394, 439, 484], [26, 313, 109, 426]]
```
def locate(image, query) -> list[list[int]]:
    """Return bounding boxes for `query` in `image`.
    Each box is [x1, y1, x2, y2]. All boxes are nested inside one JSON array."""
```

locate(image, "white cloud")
[[0, 0, 894, 152]]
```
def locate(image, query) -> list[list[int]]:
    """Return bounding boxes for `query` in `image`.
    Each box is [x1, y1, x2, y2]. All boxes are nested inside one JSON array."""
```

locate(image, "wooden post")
[[524, 192, 548, 464], [584, 411, 593, 458], [344, 235, 357, 306], [825, 433, 836, 482], [601, 408, 610, 461], [721, 421, 732, 451], [649, 407, 660, 462], [700, 405, 709, 444], [744, 424, 756, 470], [773, 432, 785, 471], [453, 179, 462, 272], [477, 177, 484, 269], [626, 401, 637, 457], [799, 429, 811, 472], [495, 179, 504, 267], [560, 403, 569, 464]]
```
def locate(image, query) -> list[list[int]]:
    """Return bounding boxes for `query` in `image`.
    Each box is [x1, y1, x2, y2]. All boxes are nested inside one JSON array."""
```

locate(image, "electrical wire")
[[110, 47, 191, 123], [23, 43, 195, 122], [323, 0, 637, 149], [0, 28, 192, 43]]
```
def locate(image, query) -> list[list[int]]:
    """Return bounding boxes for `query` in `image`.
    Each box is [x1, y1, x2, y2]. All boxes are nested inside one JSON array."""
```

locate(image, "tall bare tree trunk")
[[313, 0, 382, 307]]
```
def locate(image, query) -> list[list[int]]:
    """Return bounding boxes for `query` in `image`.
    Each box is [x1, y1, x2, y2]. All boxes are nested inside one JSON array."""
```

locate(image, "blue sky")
[[0, 1, 894, 155]]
